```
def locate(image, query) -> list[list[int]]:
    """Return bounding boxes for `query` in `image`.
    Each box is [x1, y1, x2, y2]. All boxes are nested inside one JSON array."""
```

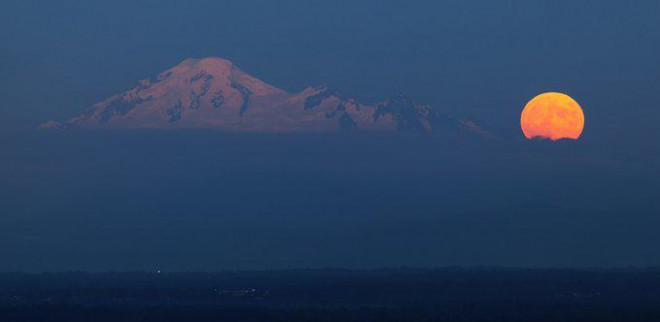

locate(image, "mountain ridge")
[[42, 57, 494, 138]]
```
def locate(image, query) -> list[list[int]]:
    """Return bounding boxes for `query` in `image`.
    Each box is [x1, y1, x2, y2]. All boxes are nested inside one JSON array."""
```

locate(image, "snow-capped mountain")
[[42, 57, 492, 137]]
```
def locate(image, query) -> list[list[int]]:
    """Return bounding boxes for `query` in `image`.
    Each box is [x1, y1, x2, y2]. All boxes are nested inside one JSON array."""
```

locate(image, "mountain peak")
[[178, 57, 235, 71], [43, 57, 494, 138]]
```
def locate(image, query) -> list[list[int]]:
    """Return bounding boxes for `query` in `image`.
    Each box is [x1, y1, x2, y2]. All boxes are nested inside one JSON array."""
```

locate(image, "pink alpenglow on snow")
[[43, 57, 492, 137]]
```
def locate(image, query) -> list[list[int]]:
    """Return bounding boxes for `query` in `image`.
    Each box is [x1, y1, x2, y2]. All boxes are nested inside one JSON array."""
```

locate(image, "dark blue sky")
[[1, 0, 659, 271], [2, 0, 659, 138]]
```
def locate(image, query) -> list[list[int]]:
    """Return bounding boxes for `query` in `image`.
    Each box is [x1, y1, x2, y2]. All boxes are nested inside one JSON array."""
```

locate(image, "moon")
[[520, 92, 585, 141]]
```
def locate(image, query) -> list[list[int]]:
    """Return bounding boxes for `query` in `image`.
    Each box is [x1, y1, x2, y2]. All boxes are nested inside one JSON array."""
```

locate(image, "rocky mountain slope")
[[42, 57, 492, 137]]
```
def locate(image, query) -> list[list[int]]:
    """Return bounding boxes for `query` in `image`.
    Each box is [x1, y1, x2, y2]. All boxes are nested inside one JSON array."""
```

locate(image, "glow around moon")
[[520, 92, 585, 141]]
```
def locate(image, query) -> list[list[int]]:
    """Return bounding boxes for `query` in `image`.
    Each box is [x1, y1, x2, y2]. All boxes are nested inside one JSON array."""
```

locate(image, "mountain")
[[42, 57, 493, 137]]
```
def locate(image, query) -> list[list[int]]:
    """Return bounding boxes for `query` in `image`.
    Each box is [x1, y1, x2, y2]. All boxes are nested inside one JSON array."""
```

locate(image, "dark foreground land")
[[1, 269, 660, 321]]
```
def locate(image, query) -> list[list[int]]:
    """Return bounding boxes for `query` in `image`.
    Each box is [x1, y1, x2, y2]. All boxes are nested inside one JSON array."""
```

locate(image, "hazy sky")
[[1, 0, 659, 271], [1, 0, 659, 138]]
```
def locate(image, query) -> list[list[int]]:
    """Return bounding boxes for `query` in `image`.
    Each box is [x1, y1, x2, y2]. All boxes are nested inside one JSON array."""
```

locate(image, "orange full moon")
[[520, 92, 585, 140]]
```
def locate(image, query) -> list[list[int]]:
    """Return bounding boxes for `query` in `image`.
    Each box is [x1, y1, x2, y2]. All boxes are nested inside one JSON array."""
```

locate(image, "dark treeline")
[[2, 269, 660, 321], [2, 305, 659, 322]]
